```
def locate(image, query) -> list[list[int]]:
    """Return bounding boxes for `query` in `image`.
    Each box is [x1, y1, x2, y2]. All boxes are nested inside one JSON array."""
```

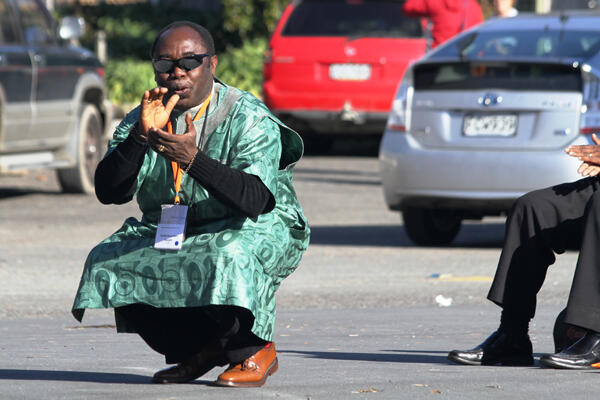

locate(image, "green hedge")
[[105, 38, 267, 106], [215, 38, 267, 98], [104, 59, 155, 106]]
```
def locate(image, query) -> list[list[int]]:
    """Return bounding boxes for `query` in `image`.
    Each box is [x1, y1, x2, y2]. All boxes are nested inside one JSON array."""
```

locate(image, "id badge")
[[154, 204, 188, 250]]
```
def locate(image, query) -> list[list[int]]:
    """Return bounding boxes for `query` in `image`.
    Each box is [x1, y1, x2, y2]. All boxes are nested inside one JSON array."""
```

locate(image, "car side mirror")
[[59, 16, 85, 40]]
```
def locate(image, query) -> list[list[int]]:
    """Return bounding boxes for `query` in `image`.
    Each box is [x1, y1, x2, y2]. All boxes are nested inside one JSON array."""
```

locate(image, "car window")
[[0, 0, 18, 44], [282, 0, 422, 38], [433, 30, 600, 60], [414, 62, 582, 91], [17, 0, 55, 45]]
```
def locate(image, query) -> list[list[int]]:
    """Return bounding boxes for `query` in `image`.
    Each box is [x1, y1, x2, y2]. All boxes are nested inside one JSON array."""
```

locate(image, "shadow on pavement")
[[0, 187, 62, 199], [303, 137, 381, 157], [279, 349, 449, 364], [0, 369, 150, 384], [281, 349, 550, 366], [308, 223, 505, 248]]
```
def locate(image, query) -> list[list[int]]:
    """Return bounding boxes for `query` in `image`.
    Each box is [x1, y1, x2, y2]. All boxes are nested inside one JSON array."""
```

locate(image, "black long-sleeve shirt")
[[94, 133, 274, 218]]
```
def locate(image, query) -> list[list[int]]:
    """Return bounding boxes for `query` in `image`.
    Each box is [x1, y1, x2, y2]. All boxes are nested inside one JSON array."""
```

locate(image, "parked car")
[[0, 0, 112, 193], [263, 0, 426, 151], [379, 11, 600, 246]]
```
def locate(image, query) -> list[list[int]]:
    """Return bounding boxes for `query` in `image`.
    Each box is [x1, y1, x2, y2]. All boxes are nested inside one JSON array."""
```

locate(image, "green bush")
[[58, 1, 222, 60], [105, 40, 266, 106], [58, 1, 279, 104], [105, 59, 155, 106], [216, 38, 267, 98]]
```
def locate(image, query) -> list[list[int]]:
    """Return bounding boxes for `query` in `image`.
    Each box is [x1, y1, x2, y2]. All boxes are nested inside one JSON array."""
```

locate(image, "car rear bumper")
[[378, 130, 587, 213], [274, 109, 389, 135]]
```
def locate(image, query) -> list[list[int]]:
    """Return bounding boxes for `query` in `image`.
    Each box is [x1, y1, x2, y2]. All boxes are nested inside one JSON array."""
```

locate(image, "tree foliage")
[[220, 0, 287, 46], [56, 0, 290, 104]]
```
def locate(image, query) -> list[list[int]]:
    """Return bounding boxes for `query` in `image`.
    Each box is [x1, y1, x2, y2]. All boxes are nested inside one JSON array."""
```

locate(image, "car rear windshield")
[[282, 0, 422, 38], [414, 62, 582, 91], [431, 30, 600, 60]]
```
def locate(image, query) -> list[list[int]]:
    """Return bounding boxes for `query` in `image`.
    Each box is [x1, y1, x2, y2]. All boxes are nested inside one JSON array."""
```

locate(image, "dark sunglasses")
[[152, 53, 212, 73]]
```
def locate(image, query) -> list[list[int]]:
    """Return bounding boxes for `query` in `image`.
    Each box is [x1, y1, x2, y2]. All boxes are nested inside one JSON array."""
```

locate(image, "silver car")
[[379, 11, 600, 246], [0, 0, 112, 194]]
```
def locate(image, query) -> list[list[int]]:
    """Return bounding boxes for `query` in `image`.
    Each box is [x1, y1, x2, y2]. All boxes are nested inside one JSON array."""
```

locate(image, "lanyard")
[[166, 91, 212, 204]]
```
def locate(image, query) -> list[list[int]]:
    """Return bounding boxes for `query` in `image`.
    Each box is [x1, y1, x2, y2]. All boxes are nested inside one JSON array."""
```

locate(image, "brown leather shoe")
[[215, 342, 278, 387], [152, 347, 220, 384]]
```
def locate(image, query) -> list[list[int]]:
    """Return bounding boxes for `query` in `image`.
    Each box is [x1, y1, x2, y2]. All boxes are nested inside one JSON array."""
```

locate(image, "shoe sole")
[[448, 353, 533, 367], [539, 357, 593, 370], [214, 357, 279, 387], [447, 353, 481, 366]]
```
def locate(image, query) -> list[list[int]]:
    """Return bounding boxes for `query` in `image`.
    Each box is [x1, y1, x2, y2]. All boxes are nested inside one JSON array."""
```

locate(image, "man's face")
[[152, 26, 217, 110]]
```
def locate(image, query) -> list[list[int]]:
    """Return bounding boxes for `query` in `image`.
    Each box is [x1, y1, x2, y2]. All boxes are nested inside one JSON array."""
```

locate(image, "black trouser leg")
[[115, 304, 267, 365], [565, 188, 600, 333], [487, 178, 597, 320]]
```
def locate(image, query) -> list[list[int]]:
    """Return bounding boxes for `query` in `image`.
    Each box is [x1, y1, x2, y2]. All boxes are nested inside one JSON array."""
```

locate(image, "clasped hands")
[[133, 87, 198, 166], [566, 133, 600, 177]]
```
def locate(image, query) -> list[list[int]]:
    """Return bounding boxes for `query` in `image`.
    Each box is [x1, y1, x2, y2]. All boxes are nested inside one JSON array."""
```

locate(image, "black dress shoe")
[[152, 348, 221, 383], [448, 330, 533, 366], [539, 331, 600, 369]]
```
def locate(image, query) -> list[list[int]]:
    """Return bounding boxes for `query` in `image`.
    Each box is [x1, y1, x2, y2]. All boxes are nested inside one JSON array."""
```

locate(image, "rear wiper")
[[456, 32, 477, 60]]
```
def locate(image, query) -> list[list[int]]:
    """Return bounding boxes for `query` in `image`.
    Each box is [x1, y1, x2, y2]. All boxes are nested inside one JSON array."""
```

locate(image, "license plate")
[[463, 114, 517, 137], [329, 63, 371, 81]]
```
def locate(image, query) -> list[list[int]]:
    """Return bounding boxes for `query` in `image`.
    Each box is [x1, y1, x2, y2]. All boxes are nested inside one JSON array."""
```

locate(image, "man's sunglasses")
[[152, 53, 212, 73]]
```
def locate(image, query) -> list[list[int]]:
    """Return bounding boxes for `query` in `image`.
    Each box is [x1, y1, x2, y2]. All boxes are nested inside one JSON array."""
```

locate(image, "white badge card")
[[154, 204, 188, 250]]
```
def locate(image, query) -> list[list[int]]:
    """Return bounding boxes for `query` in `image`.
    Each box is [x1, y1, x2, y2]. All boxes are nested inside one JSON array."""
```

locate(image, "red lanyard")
[[166, 92, 212, 204]]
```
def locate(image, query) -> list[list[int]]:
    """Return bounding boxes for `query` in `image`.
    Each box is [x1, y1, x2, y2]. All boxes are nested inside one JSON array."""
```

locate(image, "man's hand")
[[137, 87, 180, 141], [148, 112, 198, 165], [566, 133, 600, 176]]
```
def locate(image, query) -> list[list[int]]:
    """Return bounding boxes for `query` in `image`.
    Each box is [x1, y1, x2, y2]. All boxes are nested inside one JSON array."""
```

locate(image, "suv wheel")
[[57, 103, 104, 194], [402, 207, 462, 246]]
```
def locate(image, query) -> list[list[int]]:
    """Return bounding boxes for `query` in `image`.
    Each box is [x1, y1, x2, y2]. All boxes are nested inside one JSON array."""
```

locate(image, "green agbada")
[[72, 81, 310, 341]]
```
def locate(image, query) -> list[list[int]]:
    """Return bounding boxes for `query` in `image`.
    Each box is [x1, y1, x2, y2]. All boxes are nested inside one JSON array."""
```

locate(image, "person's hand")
[[148, 112, 198, 165], [137, 87, 180, 140], [566, 134, 600, 176], [576, 161, 600, 177]]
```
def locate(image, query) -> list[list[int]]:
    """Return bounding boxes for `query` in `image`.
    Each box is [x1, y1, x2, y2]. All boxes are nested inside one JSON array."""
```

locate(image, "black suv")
[[0, 0, 112, 193]]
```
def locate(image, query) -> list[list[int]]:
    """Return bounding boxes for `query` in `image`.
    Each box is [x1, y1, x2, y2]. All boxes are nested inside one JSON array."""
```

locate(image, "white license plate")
[[329, 63, 371, 81], [463, 114, 518, 137]]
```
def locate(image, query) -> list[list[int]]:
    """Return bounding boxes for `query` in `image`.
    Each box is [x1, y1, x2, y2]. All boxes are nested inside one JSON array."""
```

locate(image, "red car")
[[263, 0, 427, 151]]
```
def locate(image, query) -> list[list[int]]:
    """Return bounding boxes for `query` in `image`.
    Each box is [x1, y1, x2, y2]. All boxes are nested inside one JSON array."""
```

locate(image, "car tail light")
[[580, 65, 600, 135], [386, 67, 413, 133], [96, 67, 104, 78], [263, 47, 273, 82]]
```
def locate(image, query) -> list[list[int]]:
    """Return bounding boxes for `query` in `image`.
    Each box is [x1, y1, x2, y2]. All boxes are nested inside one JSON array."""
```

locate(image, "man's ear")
[[210, 55, 218, 75]]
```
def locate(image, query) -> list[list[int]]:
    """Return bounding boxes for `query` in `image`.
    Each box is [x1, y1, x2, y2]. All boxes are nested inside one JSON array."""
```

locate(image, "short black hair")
[[150, 21, 215, 58]]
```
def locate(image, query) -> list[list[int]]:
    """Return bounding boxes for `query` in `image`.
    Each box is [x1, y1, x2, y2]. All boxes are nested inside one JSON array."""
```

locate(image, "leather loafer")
[[152, 346, 221, 384], [215, 342, 278, 387], [448, 330, 533, 366], [540, 331, 600, 369]]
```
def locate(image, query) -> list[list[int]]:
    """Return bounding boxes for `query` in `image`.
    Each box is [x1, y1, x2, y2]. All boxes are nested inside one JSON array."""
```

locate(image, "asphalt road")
[[0, 139, 593, 399]]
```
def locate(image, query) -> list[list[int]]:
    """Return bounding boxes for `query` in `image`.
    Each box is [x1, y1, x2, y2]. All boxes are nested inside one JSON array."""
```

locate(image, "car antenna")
[[558, 9, 568, 45]]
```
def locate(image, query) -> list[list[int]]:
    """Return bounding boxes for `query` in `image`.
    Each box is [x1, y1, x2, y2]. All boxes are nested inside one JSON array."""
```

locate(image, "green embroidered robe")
[[72, 81, 310, 341]]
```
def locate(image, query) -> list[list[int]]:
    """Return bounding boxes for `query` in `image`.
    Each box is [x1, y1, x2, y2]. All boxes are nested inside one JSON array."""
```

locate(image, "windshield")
[[282, 0, 422, 38], [431, 30, 600, 60]]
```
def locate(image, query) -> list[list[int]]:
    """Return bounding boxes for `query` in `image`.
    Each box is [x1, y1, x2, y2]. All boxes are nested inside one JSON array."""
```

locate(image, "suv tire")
[[402, 207, 462, 246], [57, 103, 104, 194]]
